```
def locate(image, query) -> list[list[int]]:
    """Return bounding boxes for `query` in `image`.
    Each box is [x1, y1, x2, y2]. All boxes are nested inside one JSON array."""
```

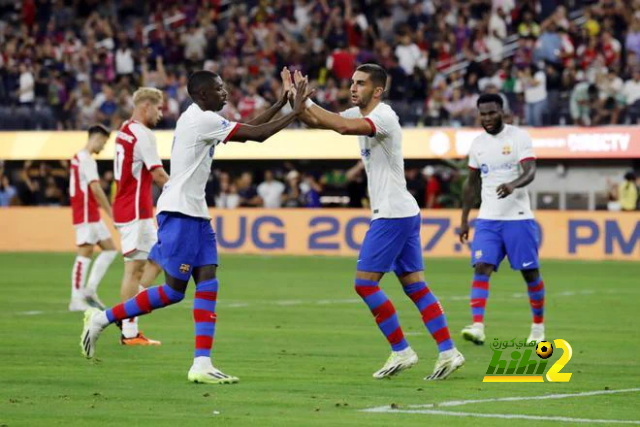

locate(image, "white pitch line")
[[372, 409, 640, 425], [363, 388, 640, 423], [12, 289, 604, 316], [404, 387, 640, 409]]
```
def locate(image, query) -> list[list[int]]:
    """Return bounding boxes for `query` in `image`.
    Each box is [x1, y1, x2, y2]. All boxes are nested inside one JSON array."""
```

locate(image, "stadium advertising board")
[[1, 127, 640, 160], [1, 209, 638, 261]]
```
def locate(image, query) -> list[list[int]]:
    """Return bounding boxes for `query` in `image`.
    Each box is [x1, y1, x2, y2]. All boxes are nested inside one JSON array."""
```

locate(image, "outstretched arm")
[[288, 69, 373, 136], [229, 79, 309, 143]]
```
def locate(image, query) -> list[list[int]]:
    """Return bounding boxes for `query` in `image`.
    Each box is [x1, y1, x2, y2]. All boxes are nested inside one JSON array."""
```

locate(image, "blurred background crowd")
[[2, 0, 640, 130], [0, 0, 638, 211]]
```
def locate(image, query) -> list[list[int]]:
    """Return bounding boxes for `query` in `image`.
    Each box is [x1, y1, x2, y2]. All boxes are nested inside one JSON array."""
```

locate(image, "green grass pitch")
[[0, 253, 638, 426]]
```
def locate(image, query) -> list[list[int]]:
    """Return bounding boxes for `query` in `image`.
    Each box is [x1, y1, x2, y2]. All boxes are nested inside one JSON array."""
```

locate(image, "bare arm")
[[305, 103, 375, 136], [459, 167, 481, 243], [89, 181, 113, 219], [151, 167, 169, 188], [496, 159, 536, 199], [229, 79, 309, 143], [245, 94, 288, 126]]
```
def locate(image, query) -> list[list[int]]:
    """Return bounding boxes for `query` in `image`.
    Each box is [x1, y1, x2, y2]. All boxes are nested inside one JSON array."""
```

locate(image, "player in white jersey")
[[69, 125, 117, 312], [459, 93, 546, 346], [81, 70, 311, 384], [283, 64, 464, 380]]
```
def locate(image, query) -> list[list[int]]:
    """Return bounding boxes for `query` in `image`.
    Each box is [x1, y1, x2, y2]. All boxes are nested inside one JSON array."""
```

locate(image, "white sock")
[[122, 317, 139, 338], [71, 256, 92, 299], [193, 356, 213, 370], [95, 311, 109, 328], [85, 250, 117, 294]]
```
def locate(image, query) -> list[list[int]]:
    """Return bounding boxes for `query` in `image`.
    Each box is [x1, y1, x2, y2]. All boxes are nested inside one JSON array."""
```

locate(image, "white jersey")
[[340, 102, 419, 220], [157, 103, 239, 219], [468, 124, 536, 220]]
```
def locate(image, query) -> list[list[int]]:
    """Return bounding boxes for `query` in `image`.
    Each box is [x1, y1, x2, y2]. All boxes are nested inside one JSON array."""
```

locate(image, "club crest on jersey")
[[480, 164, 489, 175], [502, 145, 512, 155], [360, 148, 371, 159], [179, 264, 191, 274]]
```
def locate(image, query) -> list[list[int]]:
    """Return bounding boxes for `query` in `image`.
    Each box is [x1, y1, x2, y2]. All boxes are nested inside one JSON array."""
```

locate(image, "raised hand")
[[293, 70, 315, 100], [292, 78, 309, 114]]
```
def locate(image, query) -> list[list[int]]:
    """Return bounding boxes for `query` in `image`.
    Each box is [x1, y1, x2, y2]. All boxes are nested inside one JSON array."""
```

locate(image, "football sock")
[[355, 278, 408, 352], [402, 281, 454, 352], [71, 256, 92, 299], [527, 276, 545, 324], [470, 274, 490, 323], [121, 317, 139, 339], [193, 279, 218, 358], [85, 250, 117, 294], [102, 284, 184, 326]]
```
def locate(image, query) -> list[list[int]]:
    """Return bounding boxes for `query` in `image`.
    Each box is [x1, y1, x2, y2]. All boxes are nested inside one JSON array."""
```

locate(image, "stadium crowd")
[[1, 159, 638, 211], [1, 0, 640, 130], [0, 159, 475, 209]]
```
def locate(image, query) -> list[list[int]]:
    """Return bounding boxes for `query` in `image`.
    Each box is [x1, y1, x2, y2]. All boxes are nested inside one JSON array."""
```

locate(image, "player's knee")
[[354, 280, 379, 298], [474, 263, 494, 276]]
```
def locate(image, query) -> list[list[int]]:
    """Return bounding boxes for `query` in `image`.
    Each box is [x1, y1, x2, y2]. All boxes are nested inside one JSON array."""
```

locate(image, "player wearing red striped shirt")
[[69, 125, 117, 312], [113, 88, 169, 346]]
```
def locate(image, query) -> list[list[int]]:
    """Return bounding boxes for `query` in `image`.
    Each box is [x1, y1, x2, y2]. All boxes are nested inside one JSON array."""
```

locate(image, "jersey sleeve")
[[198, 111, 240, 145], [131, 124, 163, 170], [468, 141, 479, 170], [517, 130, 536, 163], [365, 107, 394, 138], [80, 154, 100, 184]]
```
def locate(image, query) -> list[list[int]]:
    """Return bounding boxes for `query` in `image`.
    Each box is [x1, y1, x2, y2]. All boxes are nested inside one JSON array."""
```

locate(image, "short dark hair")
[[87, 124, 110, 138], [188, 70, 220, 97], [477, 93, 504, 109], [356, 63, 388, 89]]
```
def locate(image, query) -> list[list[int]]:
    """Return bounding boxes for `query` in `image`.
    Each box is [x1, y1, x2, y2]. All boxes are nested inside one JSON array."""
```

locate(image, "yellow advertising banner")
[[0, 208, 638, 261], [1, 126, 639, 160]]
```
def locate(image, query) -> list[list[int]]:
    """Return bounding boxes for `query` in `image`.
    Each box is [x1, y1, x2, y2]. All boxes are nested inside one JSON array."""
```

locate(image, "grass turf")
[[0, 253, 638, 426]]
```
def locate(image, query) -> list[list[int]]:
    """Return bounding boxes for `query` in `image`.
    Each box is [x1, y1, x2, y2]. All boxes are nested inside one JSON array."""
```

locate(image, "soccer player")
[[459, 93, 545, 345], [112, 87, 169, 346], [81, 70, 310, 384], [283, 65, 465, 380], [69, 125, 117, 312]]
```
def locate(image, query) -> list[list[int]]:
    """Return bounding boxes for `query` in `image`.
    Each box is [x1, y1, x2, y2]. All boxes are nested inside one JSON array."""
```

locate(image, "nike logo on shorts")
[[522, 261, 534, 267]]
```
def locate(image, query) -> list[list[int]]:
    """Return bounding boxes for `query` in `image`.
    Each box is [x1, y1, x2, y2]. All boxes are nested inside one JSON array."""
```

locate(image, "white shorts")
[[75, 220, 112, 246], [116, 219, 157, 261]]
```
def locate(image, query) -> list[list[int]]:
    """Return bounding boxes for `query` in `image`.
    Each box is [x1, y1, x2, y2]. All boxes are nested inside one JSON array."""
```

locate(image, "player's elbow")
[[335, 124, 350, 135]]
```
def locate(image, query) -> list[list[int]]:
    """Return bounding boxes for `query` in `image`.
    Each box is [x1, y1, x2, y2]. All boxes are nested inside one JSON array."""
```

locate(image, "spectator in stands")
[[570, 82, 599, 126], [623, 68, 640, 123], [346, 161, 367, 208], [257, 170, 285, 209], [301, 173, 323, 208], [282, 170, 303, 208], [619, 171, 639, 211], [517, 65, 547, 127], [18, 62, 35, 107], [237, 171, 261, 207], [423, 166, 442, 209], [0, 169, 17, 207], [216, 172, 240, 209]]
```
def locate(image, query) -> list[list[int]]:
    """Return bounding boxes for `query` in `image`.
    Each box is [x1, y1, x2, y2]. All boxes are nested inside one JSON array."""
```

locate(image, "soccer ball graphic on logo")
[[536, 341, 554, 359]]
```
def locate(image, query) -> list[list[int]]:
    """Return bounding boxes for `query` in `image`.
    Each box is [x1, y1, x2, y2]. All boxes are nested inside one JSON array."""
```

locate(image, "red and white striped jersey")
[[113, 120, 163, 225], [70, 149, 100, 225]]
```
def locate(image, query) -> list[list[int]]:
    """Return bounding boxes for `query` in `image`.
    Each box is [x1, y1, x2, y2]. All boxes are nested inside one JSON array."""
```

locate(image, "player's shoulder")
[[76, 149, 93, 162], [506, 124, 532, 142], [370, 102, 398, 121]]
